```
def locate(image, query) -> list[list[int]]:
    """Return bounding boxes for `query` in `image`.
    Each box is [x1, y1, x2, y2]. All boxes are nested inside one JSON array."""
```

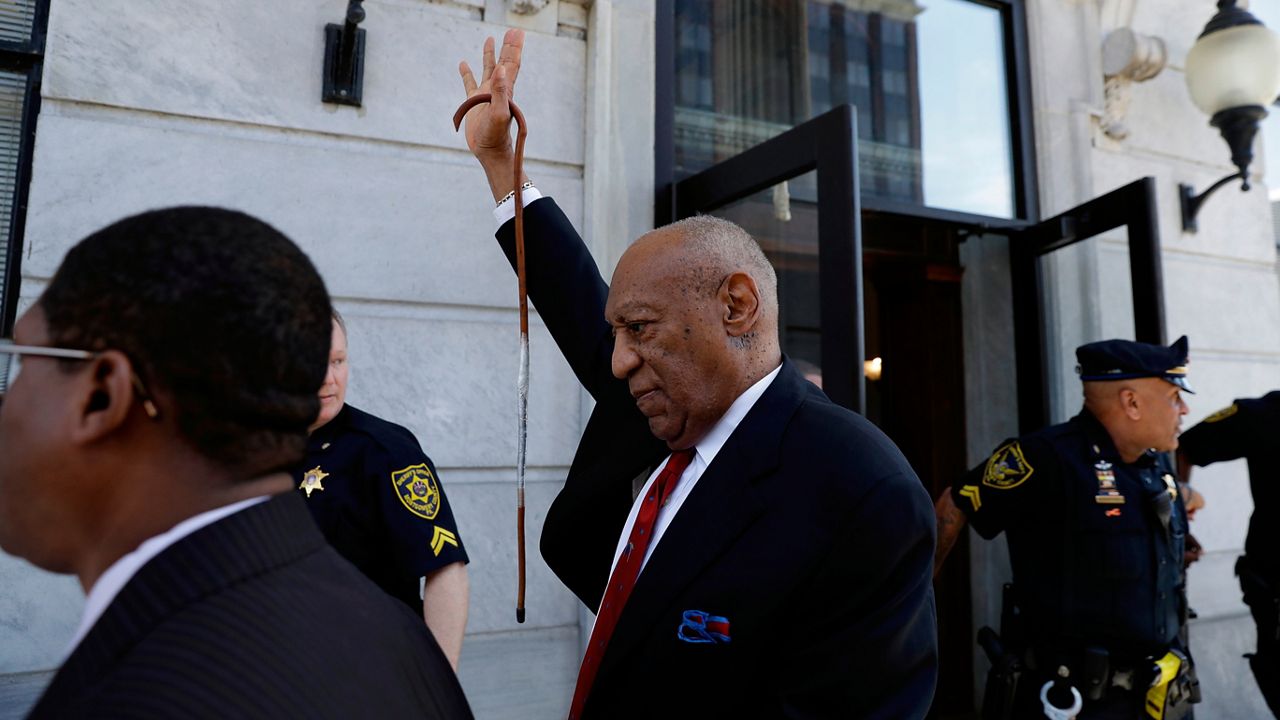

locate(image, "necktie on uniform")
[[567, 448, 697, 719]]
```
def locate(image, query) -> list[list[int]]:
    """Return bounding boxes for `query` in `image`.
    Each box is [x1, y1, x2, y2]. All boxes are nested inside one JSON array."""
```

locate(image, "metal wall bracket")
[[1179, 173, 1246, 233], [322, 1, 366, 107]]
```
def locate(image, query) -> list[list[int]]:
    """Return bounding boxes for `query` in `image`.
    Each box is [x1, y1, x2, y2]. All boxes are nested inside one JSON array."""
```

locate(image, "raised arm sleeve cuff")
[[492, 186, 545, 229]]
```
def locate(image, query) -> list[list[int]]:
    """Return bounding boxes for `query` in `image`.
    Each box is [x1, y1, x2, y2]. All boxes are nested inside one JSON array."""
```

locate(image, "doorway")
[[704, 180, 977, 717], [863, 212, 974, 718]]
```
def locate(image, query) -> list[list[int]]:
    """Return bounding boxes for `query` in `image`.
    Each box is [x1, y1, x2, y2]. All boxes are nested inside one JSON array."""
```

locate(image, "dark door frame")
[[1009, 177, 1165, 432], [668, 105, 865, 414]]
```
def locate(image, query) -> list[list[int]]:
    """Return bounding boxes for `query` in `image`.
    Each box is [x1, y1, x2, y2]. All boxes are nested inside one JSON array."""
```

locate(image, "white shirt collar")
[[608, 363, 784, 577], [692, 363, 783, 465], [66, 495, 270, 657]]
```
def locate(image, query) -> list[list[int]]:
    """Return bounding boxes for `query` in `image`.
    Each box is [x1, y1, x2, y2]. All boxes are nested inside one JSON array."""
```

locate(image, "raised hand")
[[458, 29, 525, 163]]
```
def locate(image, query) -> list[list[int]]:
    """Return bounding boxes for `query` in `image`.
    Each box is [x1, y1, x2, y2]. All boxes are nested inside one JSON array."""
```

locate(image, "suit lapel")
[[596, 362, 808, 679], [30, 493, 325, 716]]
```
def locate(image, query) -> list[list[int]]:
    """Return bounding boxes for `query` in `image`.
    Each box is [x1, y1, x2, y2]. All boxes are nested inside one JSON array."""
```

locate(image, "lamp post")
[[1180, 0, 1280, 232]]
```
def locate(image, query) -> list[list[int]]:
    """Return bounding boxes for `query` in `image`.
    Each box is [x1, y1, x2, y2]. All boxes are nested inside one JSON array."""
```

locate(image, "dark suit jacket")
[[28, 493, 472, 719], [497, 199, 938, 718]]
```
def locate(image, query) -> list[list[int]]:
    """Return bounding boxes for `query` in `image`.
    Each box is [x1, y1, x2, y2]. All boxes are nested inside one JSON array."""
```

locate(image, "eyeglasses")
[[0, 339, 160, 419]]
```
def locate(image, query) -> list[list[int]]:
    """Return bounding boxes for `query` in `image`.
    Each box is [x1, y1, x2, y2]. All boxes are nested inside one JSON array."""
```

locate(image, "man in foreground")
[[1177, 390, 1279, 716], [457, 30, 937, 718], [935, 337, 1199, 719], [0, 207, 471, 718]]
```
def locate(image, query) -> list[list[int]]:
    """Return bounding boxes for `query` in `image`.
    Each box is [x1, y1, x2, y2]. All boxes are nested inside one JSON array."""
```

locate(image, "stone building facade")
[[0, 1, 1275, 718]]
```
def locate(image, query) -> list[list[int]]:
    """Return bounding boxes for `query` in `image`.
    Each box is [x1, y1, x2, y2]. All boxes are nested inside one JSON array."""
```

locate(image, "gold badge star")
[[300, 466, 329, 498]]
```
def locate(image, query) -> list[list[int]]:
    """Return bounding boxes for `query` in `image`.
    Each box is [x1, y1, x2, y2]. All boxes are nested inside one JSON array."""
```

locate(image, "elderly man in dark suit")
[[0, 207, 471, 718], [457, 30, 937, 719]]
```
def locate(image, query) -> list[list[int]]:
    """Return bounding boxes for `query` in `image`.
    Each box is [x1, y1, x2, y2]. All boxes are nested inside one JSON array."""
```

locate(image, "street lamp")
[[1180, 0, 1280, 232]]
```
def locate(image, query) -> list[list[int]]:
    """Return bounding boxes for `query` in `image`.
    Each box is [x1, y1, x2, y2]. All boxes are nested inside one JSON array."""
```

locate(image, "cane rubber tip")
[[516, 608, 526, 624]]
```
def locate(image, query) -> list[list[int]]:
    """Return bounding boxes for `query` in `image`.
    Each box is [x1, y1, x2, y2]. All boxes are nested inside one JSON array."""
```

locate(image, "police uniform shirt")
[[950, 409, 1188, 658], [293, 404, 468, 612], [1179, 391, 1280, 580]]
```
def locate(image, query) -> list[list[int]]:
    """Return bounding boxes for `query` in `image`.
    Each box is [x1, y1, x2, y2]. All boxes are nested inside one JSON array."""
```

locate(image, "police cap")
[[1075, 335, 1193, 392]]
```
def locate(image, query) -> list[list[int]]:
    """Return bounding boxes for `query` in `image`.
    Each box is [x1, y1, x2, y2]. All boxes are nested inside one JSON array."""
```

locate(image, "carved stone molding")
[[509, 0, 550, 15], [1100, 28, 1167, 140]]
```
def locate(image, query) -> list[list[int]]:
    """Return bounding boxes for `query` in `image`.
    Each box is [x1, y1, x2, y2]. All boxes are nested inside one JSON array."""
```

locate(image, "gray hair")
[[662, 214, 779, 314]]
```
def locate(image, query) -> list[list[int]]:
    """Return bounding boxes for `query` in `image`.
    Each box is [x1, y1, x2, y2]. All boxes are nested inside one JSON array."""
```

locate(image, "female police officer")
[[295, 311, 469, 668]]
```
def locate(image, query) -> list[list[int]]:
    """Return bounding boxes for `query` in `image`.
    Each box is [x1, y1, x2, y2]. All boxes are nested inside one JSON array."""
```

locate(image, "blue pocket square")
[[677, 609, 731, 644]]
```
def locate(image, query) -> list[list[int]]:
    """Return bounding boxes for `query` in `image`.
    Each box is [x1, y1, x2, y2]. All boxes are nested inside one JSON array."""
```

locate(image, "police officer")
[[1177, 391, 1279, 716], [935, 336, 1199, 719], [294, 312, 470, 668]]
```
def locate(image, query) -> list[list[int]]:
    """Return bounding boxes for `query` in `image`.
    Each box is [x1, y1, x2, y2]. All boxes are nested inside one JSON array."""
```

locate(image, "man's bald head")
[[605, 215, 782, 449], [1083, 378, 1189, 462]]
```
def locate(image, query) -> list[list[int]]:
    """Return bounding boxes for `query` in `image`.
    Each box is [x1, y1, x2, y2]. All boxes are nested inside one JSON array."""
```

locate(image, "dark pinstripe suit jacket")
[[27, 492, 472, 719]]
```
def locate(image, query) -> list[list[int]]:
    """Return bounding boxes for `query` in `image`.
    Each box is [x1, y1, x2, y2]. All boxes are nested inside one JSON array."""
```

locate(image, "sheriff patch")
[[392, 463, 441, 520], [1203, 404, 1238, 423], [982, 441, 1034, 490]]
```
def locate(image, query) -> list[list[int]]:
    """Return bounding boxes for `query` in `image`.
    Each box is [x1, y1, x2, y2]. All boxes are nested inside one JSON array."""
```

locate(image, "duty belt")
[[1031, 646, 1199, 719]]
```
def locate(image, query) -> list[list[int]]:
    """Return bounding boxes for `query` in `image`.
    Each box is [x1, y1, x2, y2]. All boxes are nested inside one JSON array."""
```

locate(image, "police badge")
[[300, 466, 328, 498], [391, 463, 441, 520]]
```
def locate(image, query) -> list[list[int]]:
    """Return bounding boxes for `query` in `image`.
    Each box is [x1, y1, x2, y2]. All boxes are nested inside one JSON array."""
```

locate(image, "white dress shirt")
[[65, 495, 270, 656], [492, 185, 545, 228], [608, 364, 782, 575]]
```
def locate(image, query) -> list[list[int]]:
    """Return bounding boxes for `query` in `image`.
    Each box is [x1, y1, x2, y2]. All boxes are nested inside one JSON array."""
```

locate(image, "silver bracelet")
[[497, 181, 536, 208]]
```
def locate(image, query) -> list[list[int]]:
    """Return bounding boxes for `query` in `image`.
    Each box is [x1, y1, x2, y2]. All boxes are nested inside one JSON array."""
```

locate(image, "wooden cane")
[[453, 93, 529, 623]]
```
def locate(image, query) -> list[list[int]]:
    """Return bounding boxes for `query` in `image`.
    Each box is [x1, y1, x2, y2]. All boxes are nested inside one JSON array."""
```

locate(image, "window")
[[0, 0, 46, 335], [669, 0, 1020, 218]]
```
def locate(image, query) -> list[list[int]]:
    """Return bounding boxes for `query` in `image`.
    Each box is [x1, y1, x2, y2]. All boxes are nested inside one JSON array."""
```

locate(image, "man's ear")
[[721, 271, 762, 338], [69, 351, 139, 445], [1119, 386, 1142, 421]]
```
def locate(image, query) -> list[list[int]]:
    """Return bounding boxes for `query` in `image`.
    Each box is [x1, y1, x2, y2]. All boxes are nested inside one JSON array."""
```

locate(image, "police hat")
[[1075, 335, 1193, 392]]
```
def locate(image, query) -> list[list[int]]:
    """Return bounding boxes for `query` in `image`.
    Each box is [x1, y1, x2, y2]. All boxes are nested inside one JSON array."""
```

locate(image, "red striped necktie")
[[567, 448, 697, 719]]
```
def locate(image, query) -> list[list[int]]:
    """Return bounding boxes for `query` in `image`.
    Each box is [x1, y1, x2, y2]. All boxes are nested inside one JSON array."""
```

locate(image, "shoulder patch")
[[982, 441, 1034, 490], [1202, 404, 1238, 423], [392, 463, 441, 520]]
